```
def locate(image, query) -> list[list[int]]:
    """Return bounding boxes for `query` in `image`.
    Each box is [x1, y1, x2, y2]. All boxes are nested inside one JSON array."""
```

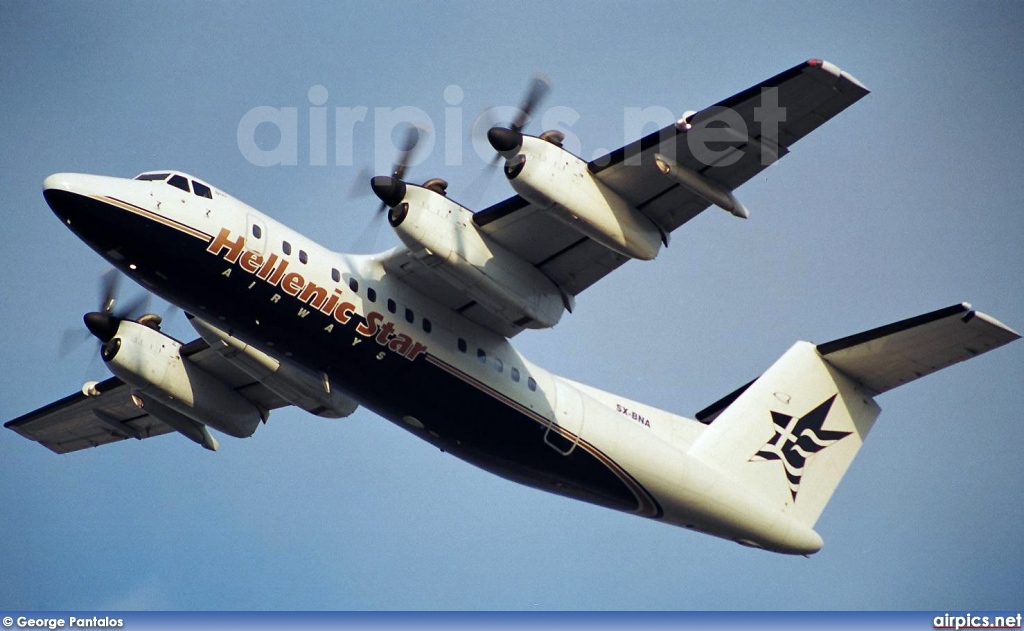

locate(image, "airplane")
[[5, 59, 1019, 555]]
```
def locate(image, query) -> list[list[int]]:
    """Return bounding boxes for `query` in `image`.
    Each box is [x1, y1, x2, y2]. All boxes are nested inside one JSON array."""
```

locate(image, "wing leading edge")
[[395, 60, 868, 336]]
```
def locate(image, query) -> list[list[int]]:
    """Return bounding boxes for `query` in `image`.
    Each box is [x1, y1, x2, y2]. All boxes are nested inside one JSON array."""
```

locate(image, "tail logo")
[[750, 394, 851, 501]]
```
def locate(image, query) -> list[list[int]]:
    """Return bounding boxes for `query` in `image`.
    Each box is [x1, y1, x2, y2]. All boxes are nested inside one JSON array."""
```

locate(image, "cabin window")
[[331, 268, 340, 282], [493, 357, 503, 373], [167, 174, 190, 192], [528, 377, 537, 392], [349, 278, 358, 292], [282, 241, 292, 255], [367, 287, 376, 302], [457, 338, 467, 353], [405, 308, 414, 324], [511, 367, 520, 383], [477, 349, 487, 364], [252, 224, 262, 239], [422, 318, 432, 333], [192, 181, 213, 199], [299, 250, 308, 264], [387, 298, 397, 314]]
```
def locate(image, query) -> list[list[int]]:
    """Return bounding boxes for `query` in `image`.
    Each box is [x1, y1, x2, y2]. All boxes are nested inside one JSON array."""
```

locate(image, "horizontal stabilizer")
[[817, 303, 1020, 395]]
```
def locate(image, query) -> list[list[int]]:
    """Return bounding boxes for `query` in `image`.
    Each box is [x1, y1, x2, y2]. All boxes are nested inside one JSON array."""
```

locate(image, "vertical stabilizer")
[[690, 303, 1018, 530], [692, 341, 880, 527]]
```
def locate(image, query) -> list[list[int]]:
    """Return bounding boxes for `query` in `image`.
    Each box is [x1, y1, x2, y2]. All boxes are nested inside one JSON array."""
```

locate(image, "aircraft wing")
[[385, 60, 868, 337], [475, 59, 869, 296], [5, 338, 291, 454]]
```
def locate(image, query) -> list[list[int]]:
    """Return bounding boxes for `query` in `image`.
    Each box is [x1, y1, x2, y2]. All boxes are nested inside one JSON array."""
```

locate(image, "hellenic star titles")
[[207, 227, 427, 362]]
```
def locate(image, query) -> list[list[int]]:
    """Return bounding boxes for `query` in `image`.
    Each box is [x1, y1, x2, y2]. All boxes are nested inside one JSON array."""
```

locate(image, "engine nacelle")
[[189, 316, 359, 419], [386, 183, 568, 329], [101, 320, 264, 438], [502, 135, 663, 261]]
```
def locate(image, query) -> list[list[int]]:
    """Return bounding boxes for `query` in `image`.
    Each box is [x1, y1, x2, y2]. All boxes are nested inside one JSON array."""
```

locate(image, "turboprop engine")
[[371, 176, 570, 329], [487, 127, 666, 261], [86, 312, 265, 439]]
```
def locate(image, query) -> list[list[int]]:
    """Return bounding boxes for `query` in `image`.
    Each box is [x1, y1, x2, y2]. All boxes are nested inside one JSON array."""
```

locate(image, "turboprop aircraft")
[[6, 60, 1019, 555]]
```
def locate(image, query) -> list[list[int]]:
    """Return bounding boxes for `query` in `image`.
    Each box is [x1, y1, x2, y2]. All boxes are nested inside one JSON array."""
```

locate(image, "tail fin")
[[692, 303, 1019, 528]]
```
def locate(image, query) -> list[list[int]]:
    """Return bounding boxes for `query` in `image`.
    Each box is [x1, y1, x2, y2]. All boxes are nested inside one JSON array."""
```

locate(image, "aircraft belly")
[[56, 193, 660, 519]]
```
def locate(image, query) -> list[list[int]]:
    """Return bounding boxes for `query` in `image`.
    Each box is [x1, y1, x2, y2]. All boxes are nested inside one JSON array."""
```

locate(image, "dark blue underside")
[[45, 189, 661, 517]]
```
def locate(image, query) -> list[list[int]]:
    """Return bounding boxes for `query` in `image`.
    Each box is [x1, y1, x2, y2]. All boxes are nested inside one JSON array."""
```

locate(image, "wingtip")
[[972, 311, 1022, 340], [806, 58, 870, 94]]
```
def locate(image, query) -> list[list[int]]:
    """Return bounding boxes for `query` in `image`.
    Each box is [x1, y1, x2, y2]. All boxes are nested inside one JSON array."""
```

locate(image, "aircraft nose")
[[43, 173, 88, 224], [41, 172, 120, 224], [43, 173, 72, 193]]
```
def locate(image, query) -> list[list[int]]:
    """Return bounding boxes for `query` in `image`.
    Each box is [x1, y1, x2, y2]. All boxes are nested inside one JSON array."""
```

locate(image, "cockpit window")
[[192, 181, 213, 199], [167, 174, 190, 193], [135, 173, 170, 181]]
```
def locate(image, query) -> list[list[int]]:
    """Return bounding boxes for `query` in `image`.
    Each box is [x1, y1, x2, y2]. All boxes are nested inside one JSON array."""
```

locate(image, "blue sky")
[[1, 0, 1022, 611]]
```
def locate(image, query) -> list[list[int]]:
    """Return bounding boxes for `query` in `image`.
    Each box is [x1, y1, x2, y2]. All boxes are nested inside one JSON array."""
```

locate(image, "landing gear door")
[[246, 215, 267, 255], [545, 381, 585, 456]]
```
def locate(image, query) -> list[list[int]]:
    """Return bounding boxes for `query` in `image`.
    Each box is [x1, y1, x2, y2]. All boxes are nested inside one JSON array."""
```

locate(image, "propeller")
[[486, 73, 550, 158], [58, 269, 160, 359], [462, 73, 551, 207], [349, 124, 424, 252]]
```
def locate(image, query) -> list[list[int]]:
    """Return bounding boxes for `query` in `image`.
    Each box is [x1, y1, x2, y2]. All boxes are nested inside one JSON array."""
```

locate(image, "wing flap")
[[817, 303, 1020, 395], [5, 377, 175, 454]]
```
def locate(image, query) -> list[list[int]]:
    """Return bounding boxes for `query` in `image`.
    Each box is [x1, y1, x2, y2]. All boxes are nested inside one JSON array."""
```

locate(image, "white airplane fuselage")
[[43, 170, 826, 554]]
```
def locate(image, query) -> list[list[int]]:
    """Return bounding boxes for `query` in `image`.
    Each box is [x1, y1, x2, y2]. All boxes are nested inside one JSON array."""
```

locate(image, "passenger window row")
[[347, 276, 432, 334], [462, 338, 536, 391], [242, 232, 435, 337]]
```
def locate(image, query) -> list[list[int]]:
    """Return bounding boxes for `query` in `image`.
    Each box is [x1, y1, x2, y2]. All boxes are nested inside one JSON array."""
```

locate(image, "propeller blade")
[[390, 124, 423, 182], [462, 74, 550, 208], [117, 292, 151, 320], [350, 210, 387, 253], [347, 164, 374, 199], [510, 73, 551, 133], [99, 268, 120, 313], [57, 328, 92, 359]]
